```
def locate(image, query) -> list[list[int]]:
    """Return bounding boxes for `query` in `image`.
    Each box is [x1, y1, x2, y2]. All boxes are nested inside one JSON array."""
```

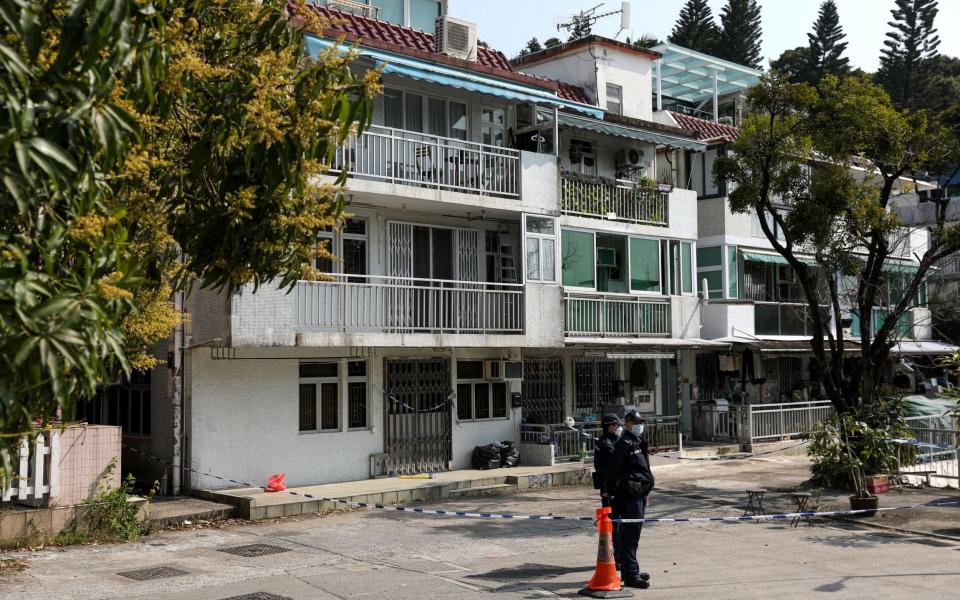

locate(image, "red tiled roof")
[[557, 81, 592, 105], [307, 4, 513, 71], [668, 111, 739, 143]]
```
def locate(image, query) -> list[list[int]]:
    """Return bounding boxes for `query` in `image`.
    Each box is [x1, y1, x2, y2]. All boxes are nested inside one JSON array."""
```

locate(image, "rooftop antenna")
[[557, 2, 631, 40]]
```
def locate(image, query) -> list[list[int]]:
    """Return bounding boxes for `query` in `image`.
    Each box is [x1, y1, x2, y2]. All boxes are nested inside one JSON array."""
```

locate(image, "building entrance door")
[[383, 358, 452, 474]]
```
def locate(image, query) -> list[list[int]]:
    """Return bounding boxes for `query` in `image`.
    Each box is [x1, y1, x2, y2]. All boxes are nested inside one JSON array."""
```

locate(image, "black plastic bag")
[[500, 440, 520, 467], [472, 443, 502, 470]]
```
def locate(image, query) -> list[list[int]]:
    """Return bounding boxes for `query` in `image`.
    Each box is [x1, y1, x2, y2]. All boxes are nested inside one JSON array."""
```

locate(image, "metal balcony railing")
[[296, 275, 525, 335], [754, 302, 827, 337], [564, 293, 671, 337], [561, 173, 669, 226], [330, 125, 520, 198]]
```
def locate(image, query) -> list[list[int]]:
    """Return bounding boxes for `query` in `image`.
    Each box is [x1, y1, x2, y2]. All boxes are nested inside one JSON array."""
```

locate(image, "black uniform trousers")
[[600, 494, 621, 569], [612, 496, 646, 579]]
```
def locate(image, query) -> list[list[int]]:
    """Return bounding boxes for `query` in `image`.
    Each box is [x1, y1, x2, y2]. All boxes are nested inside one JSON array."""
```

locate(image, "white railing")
[[561, 174, 669, 226], [331, 124, 520, 198], [564, 293, 671, 337], [937, 255, 960, 277], [297, 274, 525, 335], [1, 432, 60, 503], [748, 401, 835, 442], [520, 423, 603, 462], [901, 423, 959, 489], [646, 415, 683, 452]]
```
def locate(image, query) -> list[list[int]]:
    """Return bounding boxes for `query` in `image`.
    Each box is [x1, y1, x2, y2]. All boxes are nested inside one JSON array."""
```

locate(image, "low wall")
[[52, 425, 122, 507], [0, 498, 148, 544]]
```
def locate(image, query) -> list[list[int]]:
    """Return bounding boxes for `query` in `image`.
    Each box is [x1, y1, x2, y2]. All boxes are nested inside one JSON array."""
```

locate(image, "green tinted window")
[[562, 230, 595, 288], [410, 0, 441, 31], [630, 238, 661, 292], [704, 271, 723, 299], [371, 0, 403, 25], [681, 242, 693, 294], [697, 246, 722, 267], [727, 245, 738, 299]]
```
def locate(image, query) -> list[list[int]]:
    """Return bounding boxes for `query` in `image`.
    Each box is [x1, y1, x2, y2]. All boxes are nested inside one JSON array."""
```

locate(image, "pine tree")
[[714, 0, 763, 69], [805, 0, 850, 84], [518, 37, 542, 58], [668, 0, 719, 53], [876, 0, 940, 109], [567, 14, 592, 41]]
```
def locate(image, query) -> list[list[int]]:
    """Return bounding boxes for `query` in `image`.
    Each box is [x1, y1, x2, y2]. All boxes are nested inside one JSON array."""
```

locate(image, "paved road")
[[2, 457, 959, 599]]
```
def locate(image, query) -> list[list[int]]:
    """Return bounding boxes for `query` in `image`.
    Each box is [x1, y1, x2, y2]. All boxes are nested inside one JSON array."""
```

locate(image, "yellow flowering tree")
[[0, 1, 376, 458]]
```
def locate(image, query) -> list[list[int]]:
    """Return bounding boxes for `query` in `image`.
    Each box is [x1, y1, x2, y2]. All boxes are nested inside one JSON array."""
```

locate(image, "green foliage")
[[772, 1, 850, 86], [667, 0, 719, 54], [876, 0, 941, 110], [84, 470, 152, 542], [807, 399, 913, 491], [714, 0, 763, 69]]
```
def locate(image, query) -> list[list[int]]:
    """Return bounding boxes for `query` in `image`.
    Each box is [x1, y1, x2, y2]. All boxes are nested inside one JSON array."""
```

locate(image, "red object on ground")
[[266, 473, 286, 492]]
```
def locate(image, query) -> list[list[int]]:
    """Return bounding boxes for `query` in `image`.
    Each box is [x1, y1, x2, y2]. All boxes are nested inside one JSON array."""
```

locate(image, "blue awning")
[[306, 36, 604, 119], [557, 112, 706, 151]]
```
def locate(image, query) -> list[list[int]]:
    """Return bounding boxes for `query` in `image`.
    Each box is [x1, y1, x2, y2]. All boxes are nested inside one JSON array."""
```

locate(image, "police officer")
[[602, 410, 654, 589], [594, 413, 623, 570]]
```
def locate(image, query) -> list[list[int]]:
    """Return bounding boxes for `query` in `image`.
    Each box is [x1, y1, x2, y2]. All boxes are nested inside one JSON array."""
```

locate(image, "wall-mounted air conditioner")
[[616, 148, 644, 171], [484, 360, 505, 380], [435, 15, 477, 62]]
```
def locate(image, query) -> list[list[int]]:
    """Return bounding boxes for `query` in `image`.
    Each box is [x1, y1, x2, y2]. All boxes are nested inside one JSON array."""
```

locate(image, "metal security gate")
[[383, 358, 452, 474], [522, 359, 565, 423], [573, 358, 618, 412]]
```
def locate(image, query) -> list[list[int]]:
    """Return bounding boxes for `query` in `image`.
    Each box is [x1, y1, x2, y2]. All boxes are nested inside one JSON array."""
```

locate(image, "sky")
[[448, 0, 960, 72]]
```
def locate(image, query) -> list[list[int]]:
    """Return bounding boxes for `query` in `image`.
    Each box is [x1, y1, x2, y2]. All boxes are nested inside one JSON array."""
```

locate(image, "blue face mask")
[[632, 424, 644, 436]]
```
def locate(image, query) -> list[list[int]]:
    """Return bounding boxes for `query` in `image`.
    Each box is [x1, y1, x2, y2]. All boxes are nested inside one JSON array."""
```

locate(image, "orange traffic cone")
[[578, 507, 632, 598]]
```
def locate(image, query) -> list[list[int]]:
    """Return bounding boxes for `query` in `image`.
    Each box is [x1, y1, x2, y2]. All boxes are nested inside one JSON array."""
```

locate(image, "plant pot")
[[848, 494, 879, 517]]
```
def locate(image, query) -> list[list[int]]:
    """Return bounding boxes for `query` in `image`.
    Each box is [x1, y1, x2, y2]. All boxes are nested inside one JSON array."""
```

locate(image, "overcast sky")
[[448, 0, 959, 72]]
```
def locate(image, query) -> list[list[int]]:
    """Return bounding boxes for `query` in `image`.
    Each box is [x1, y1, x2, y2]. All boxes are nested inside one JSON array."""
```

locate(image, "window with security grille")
[[456, 378, 508, 422], [319, 382, 338, 430], [299, 362, 339, 433], [347, 360, 368, 429], [574, 359, 618, 411], [299, 384, 316, 431]]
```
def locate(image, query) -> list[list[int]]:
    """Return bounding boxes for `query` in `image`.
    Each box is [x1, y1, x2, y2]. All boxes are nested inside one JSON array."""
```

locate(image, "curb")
[[836, 516, 960, 544]]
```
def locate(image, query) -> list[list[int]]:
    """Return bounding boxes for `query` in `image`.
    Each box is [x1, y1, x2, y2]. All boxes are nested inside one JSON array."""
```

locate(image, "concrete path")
[[2, 456, 959, 599]]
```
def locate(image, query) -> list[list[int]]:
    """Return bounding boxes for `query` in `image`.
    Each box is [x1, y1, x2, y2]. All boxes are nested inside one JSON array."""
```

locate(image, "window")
[[315, 218, 368, 279], [299, 360, 369, 433], [727, 245, 739, 299], [681, 241, 694, 294], [606, 83, 623, 115], [561, 229, 595, 288], [456, 361, 508, 421], [427, 96, 446, 137], [525, 216, 557, 282], [449, 101, 468, 140], [568, 139, 596, 175], [102, 371, 151, 435], [383, 88, 403, 128], [481, 107, 505, 147], [405, 92, 424, 132], [629, 238, 660, 293]]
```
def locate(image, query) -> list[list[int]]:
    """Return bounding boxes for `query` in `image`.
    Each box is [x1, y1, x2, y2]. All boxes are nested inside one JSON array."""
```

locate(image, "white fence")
[[1, 432, 60, 503], [520, 418, 682, 463], [331, 125, 520, 198], [564, 293, 671, 337], [561, 174, 669, 226], [694, 401, 834, 444], [297, 275, 525, 334], [901, 417, 959, 489]]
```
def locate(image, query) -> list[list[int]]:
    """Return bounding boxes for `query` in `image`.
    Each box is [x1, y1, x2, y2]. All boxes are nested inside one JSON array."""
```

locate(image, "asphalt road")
[[2, 456, 959, 600]]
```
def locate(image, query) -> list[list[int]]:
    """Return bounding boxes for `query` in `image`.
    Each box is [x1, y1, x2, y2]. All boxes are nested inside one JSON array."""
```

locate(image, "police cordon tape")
[[123, 444, 960, 524]]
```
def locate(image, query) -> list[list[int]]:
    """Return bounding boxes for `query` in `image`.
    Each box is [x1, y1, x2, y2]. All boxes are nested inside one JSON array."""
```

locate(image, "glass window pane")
[[475, 384, 490, 419], [348, 382, 367, 429], [456, 383, 473, 420], [383, 88, 403, 129], [697, 246, 722, 267], [629, 238, 660, 292], [681, 242, 693, 294], [542, 238, 556, 282], [320, 382, 339, 430], [142, 391, 151, 435], [371, 0, 403, 25], [299, 384, 316, 431], [427, 97, 446, 136], [526, 237, 541, 281], [300, 362, 338, 378], [410, 0, 441, 31], [561, 230, 595, 288], [347, 360, 367, 377], [343, 218, 366, 235], [727, 245, 738, 299], [703, 271, 723, 298], [315, 235, 334, 273], [405, 93, 423, 132], [526, 216, 554, 235], [492, 383, 507, 418], [449, 102, 467, 140], [343, 239, 367, 276]]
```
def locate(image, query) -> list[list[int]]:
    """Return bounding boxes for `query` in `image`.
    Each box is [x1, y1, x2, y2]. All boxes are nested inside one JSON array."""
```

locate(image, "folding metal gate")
[[383, 358, 452, 474], [522, 358, 565, 423]]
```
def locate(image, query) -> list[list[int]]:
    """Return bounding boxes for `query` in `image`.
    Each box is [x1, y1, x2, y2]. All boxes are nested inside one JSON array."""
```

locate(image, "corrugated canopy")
[[306, 36, 604, 119], [651, 43, 762, 104], [741, 251, 817, 267], [557, 113, 707, 151]]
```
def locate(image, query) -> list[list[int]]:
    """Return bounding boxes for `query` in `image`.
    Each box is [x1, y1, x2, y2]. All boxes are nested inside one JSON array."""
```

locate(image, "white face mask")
[[633, 424, 645, 436], [614, 426, 624, 437]]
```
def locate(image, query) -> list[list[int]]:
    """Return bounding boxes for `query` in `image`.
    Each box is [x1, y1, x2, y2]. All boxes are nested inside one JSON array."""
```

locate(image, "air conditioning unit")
[[615, 148, 643, 170], [504, 361, 524, 381], [435, 15, 477, 61], [484, 360, 505, 380]]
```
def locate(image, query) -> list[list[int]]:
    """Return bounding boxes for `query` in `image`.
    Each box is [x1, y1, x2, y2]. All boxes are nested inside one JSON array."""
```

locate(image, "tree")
[[770, 47, 809, 83], [667, 0, 719, 53], [0, 1, 376, 459], [714, 0, 763, 69], [625, 35, 661, 51], [566, 14, 592, 41], [517, 37, 543, 59], [876, 0, 940, 110], [714, 74, 960, 414], [805, 0, 850, 84], [544, 37, 562, 49]]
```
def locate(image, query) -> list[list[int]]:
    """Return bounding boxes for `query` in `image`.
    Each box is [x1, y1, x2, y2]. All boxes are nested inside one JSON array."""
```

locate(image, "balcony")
[[296, 274, 524, 335], [564, 292, 671, 338], [561, 173, 669, 226], [330, 125, 520, 198], [754, 302, 828, 337]]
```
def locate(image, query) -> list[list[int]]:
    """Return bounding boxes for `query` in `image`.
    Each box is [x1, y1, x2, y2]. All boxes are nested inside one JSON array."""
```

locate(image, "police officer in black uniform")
[[602, 410, 654, 589], [593, 413, 623, 570]]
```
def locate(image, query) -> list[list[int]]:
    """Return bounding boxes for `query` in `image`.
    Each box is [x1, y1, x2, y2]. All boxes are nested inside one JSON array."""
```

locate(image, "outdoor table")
[[790, 492, 813, 527], [744, 489, 766, 518]]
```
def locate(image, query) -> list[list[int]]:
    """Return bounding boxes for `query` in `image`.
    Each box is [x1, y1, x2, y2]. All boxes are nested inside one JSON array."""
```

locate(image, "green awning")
[[557, 113, 707, 151], [741, 251, 817, 266], [881, 260, 920, 274]]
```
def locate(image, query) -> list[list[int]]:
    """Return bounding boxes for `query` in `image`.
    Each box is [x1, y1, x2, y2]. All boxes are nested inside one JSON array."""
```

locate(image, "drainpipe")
[[712, 69, 719, 122], [172, 287, 185, 495], [656, 59, 662, 112]]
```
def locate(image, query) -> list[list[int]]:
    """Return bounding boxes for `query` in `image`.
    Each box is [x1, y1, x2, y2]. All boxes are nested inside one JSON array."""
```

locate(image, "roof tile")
[[668, 111, 739, 143]]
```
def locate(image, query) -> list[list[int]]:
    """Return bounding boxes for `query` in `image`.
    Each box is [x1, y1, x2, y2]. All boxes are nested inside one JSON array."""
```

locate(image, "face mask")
[[614, 426, 624, 437], [633, 424, 644, 436]]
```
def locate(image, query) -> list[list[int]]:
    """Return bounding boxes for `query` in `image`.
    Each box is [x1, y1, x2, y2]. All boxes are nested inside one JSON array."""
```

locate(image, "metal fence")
[[901, 417, 959, 489], [693, 401, 834, 444], [564, 293, 671, 337], [331, 125, 520, 198], [520, 423, 603, 462], [297, 275, 525, 335], [645, 415, 683, 452], [561, 174, 669, 226]]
